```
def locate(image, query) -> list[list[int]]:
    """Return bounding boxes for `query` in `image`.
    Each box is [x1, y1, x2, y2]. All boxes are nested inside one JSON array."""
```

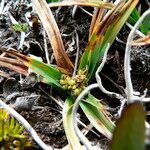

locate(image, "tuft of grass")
[[0, 109, 32, 149]]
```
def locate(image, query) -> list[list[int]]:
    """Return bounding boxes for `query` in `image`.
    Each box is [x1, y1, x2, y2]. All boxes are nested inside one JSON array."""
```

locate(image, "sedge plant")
[[0, 0, 142, 149], [72, 8, 150, 149]]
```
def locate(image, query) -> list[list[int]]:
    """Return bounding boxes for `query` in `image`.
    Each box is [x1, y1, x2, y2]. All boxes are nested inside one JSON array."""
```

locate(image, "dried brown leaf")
[[32, 0, 74, 74], [132, 33, 150, 46], [0, 49, 28, 76], [0, 60, 27, 76], [48, 0, 115, 9], [89, 8, 105, 38], [0, 70, 10, 78]]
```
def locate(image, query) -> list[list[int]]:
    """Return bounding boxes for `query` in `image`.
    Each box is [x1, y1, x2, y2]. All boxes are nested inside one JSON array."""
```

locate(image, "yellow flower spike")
[[71, 85, 77, 90], [61, 74, 67, 79], [68, 79, 76, 86], [62, 85, 68, 90], [80, 75, 86, 80], [60, 70, 87, 96], [60, 79, 66, 85], [66, 76, 71, 81], [73, 88, 81, 96], [68, 85, 72, 90]]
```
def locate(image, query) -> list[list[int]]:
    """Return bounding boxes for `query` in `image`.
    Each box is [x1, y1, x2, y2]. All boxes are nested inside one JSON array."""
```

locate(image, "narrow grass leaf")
[[128, 9, 150, 34], [140, 14, 150, 34], [9, 117, 15, 133], [49, 0, 114, 9], [128, 8, 140, 25], [80, 94, 115, 139], [89, 8, 105, 37], [24, 58, 62, 88], [110, 102, 145, 150], [13, 123, 21, 134], [63, 96, 82, 150], [79, 0, 139, 80], [46, 0, 58, 3]]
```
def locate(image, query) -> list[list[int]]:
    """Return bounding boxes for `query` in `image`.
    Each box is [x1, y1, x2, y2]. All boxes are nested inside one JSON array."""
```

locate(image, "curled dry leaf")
[[132, 33, 150, 46]]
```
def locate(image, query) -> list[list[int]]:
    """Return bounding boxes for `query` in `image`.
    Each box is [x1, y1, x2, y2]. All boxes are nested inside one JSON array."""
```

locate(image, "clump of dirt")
[[20, 107, 66, 148]]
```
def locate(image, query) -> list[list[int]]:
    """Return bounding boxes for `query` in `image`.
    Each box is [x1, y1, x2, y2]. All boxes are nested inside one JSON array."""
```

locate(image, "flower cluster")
[[60, 70, 88, 97]]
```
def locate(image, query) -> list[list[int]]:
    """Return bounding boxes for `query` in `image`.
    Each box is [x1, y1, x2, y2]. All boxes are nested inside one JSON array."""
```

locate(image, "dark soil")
[[0, 0, 149, 149]]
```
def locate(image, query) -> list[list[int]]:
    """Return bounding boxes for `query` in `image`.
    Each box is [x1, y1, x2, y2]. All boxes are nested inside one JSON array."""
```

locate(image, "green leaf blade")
[[141, 15, 150, 34], [28, 58, 62, 89], [63, 96, 82, 150], [110, 102, 145, 150], [46, 0, 58, 3], [80, 94, 115, 139], [79, 0, 139, 80]]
